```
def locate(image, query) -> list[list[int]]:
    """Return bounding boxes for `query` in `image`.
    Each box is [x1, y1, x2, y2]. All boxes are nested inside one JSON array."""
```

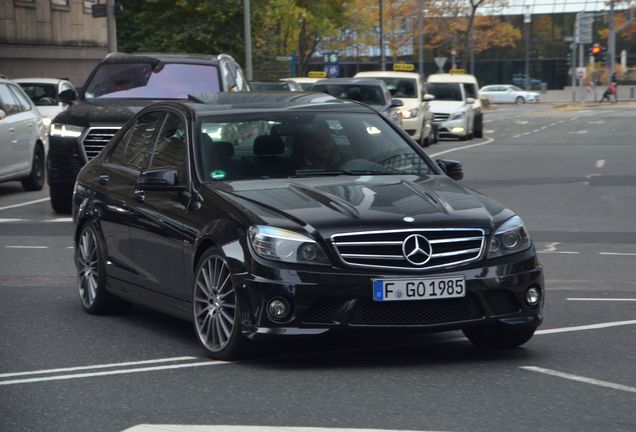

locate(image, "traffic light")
[[566, 52, 572, 67], [590, 43, 602, 62], [600, 46, 608, 66]]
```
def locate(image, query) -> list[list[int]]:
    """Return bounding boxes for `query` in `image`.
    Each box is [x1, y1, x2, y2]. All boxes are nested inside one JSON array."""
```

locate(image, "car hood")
[[35, 106, 65, 119], [428, 100, 466, 114], [212, 175, 514, 238], [393, 98, 419, 109], [51, 98, 158, 127]]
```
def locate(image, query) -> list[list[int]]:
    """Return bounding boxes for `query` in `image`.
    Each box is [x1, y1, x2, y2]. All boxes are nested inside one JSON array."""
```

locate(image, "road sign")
[[434, 57, 447, 71], [575, 12, 594, 44], [393, 63, 415, 72], [308, 71, 327, 78], [325, 64, 340, 78], [324, 52, 339, 65], [576, 67, 586, 79]]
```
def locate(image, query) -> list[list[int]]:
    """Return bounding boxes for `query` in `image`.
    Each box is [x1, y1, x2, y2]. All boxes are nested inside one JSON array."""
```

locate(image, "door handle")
[[133, 189, 145, 203], [98, 174, 109, 185]]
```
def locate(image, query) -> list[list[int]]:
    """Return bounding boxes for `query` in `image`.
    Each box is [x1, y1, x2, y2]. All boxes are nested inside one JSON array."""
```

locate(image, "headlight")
[[400, 108, 419, 119], [248, 226, 330, 265], [41, 116, 52, 127], [50, 123, 84, 138], [488, 216, 532, 258], [449, 111, 465, 120]]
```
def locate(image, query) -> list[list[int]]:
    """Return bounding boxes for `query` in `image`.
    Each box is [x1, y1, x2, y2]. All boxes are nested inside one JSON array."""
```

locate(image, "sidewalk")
[[540, 85, 636, 103]]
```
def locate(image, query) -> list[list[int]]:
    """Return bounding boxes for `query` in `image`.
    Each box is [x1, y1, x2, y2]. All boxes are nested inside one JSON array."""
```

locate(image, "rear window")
[[18, 83, 58, 106], [365, 78, 417, 98], [84, 63, 220, 99]]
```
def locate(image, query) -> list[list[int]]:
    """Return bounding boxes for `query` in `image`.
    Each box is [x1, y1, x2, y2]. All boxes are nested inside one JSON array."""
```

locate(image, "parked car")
[[354, 71, 436, 146], [14, 78, 76, 127], [427, 73, 483, 138], [47, 52, 248, 213], [279, 77, 322, 91], [480, 85, 540, 104], [512, 74, 542, 90], [72, 92, 544, 360], [425, 80, 475, 141], [250, 81, 302, 91], [311, 78, 403, 127], [0, 78, 47, 191]]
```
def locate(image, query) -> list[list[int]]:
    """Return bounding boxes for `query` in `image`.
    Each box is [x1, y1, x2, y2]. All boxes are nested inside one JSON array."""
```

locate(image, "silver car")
[[480, 85, 540, 104], [0, 78, 47, 191]]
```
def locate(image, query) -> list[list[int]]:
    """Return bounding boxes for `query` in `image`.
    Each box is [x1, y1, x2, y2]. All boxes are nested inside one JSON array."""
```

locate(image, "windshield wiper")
[[293, 169, 397, 177]]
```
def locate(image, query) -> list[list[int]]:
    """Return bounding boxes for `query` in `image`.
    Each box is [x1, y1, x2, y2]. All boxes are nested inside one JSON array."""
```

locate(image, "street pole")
[[469, 26, 475, 74], [417, 0, 424, 77], [243, 0, 253, 81], [524, 6, 531, 91], [579, 42, 585, 102], [609, 0, 616, 82], [379, 0, 385, 71], [571, 43, 577, 102], [106, 0, 117, 52]]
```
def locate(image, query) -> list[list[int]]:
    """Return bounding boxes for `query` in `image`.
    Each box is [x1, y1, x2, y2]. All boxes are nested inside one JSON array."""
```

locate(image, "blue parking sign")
[[326, 65, 339, 78]]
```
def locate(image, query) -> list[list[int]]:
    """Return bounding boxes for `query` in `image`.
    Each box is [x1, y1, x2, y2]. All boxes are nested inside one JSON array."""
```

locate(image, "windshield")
[[312, 84, 386, 106], [426, 83, 463, 101], [370, 78, 417, 98], [198, 112, 432, 181], [18, 83, 58, 106], [84, 63, 220, 99]]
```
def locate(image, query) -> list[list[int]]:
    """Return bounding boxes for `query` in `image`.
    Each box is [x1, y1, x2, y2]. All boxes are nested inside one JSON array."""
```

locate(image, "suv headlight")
[[400, 108, 419, 119], [449, 111, 465, 120], [249, 226, 330, 265], [488, 216, 532, 258], [50, 123, 84, 138]]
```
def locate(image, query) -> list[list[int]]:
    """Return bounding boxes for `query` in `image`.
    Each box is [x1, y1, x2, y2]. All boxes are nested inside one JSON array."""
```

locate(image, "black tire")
[[463, 323, 537, 349], [474, 129, 483, 138], [473, 113, 483, 138], [76, 223, 121, 314], [515, 96, 526, 104], [192, 247, 249, 360], [21, 144, 45, 191], [432, 124, 439, 143], [50, 185, 73, 214], [419, 127, 431, 147]]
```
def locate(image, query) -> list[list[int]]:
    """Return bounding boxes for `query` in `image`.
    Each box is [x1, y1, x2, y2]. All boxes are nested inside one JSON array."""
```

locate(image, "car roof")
[[427, 73, 479, 84], [101, 52, 236, 65], [174, 92, 377, 116], [13, 78, 70, 85], [280, 77, 322, 83], [355, 71, 420, 79], [313, 78, 387, 87]]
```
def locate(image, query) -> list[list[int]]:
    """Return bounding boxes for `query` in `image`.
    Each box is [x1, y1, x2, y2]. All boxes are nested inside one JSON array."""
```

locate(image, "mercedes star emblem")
[[402, 234, 432, 266]]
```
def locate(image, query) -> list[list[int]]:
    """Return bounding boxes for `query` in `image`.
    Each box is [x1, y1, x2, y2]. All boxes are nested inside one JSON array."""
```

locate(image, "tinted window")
[[84, 63, 220, 99], [108, 127, 134, 164], [198, 112, 432, 181], [122, 112, 164, 171], [150, 113, 187, 185], [9, 85, 32, 111], [312, 84, 386, 106], [0, 84, 22, 115], [463, 83, 478, 99], [18, 83, 57, 106], [369, 78, 418, 98], [426, 83, 463, 101]]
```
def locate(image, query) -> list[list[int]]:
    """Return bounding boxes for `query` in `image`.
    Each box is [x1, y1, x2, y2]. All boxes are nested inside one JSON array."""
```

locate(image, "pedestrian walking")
[[609, 81, 618, 103], [600, 85, 612, 102]]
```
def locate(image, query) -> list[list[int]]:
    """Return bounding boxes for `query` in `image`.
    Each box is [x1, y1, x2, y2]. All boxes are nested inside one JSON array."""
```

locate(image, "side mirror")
[[436, 159, 463, 180], [58, 89, 78, 105], [390, 98, 404, 108], [465, 97, 475, 105], [138, 167, 182, 190], [423, 94, 435, 101], [0, 109, 6, 120]]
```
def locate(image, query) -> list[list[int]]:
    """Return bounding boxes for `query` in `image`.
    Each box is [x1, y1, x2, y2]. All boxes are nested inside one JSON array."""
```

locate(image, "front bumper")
[[401, 116, 424, 140], [236, 249, 544, 340], [433, 118, 468, 138]]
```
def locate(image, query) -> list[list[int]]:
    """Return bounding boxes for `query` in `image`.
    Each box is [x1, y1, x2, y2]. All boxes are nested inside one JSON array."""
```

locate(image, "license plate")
[[373, 276, 466, 302]]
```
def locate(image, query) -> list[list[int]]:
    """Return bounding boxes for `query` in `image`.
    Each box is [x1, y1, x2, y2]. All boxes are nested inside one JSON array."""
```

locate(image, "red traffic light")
[[592, 45, 602, 56]]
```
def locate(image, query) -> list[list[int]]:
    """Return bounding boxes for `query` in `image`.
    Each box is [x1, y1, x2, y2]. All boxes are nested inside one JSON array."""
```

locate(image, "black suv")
[[47, 52, 248, 213]]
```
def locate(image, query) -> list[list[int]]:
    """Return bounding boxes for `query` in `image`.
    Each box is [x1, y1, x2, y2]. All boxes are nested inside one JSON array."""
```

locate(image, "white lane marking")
[[599, 252, 636, 256], [428, 137, 495, 157], [0, 360, 227, 386], [567, 298, 636, 302], [512, 134, 521, 138], [45, 217, 73, 223], [515, 120, 528, 125], [0, 218, 27, 223], [522, 132, 531, 135], [568, 130, 588, 134], [532, 129, 540, 133], [595, 159, 606, 168], [538, 251, 580, 254], [537, 242, 578, 254], [122, 427, 452, 432], [520, 366, 636, 394], [549, 122, 558, 127], [588, 120, 606, 124], [5, 245, 48, 249], [66, 246, 74, 249], [536, 320, 636, 335], [484, 129, 495, 134], [0, 197, 50, 212], [0, 356, 198, 379]]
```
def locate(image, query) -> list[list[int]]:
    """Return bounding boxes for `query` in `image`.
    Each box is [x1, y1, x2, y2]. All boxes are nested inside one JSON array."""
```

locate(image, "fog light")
[[526, 287, 541, 306], [267, 298, 290, 320], [451, 126, 465, 134]]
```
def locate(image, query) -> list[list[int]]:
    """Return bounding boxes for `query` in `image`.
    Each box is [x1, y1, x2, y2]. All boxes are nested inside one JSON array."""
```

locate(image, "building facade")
[[0, 0, 108, 86]]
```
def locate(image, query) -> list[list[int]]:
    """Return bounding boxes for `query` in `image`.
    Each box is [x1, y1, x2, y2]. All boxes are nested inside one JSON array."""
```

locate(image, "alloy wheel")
[[78, 228, 99, 308], [193, 255, 236, 353]]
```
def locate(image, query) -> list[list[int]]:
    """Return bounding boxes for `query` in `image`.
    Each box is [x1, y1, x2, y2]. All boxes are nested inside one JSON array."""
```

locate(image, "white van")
[[354, 71, 435, 146], [427, 73, 483, 139]]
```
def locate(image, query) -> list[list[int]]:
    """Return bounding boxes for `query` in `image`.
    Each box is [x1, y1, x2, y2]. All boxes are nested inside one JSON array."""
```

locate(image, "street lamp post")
[[379, 0, 385, 71], [524, 6, 531, 91], [417, 0, 424, 77], [243, 0, 253, 81]]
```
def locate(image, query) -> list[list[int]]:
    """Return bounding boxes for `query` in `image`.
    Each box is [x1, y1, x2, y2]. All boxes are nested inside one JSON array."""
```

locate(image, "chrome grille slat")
[[432, 113, 450, 122], [331, 228, 485, 271], [81, 127, 120, 161]]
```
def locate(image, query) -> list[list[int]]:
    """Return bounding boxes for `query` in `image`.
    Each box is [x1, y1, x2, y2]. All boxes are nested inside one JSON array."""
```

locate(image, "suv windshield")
[[84, 63, 220, 99], [426, 83, 463, 101], [198, 112, 432, 181]]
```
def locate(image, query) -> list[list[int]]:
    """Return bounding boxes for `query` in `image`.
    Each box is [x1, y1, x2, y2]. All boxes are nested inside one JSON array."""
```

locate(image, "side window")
[[122, 112, 164, 171], [463, 83, 478, 99], [108, 126, 134, 164], [9, 85, 32, 111], [149, 113, 187, 185], [230, 63, 247, 91], [0, 84, 23, 115]]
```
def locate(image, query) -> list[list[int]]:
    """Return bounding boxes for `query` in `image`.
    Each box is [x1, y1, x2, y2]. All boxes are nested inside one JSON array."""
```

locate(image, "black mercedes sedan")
[[72, 92, 544, 360]]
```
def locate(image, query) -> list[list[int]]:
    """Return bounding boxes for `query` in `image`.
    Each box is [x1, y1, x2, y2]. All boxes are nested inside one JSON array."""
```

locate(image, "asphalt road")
[[1, 103, 635, 432]]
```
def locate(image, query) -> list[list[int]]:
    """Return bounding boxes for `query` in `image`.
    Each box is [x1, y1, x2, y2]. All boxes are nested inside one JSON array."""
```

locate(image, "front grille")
[[484, 290, 520, 316], [432, 113, 450, 122], [302, 299, 345, 324], [81, 127, 120, 161], [331, 228, 485, 271], [350, 295, 483, 325]]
